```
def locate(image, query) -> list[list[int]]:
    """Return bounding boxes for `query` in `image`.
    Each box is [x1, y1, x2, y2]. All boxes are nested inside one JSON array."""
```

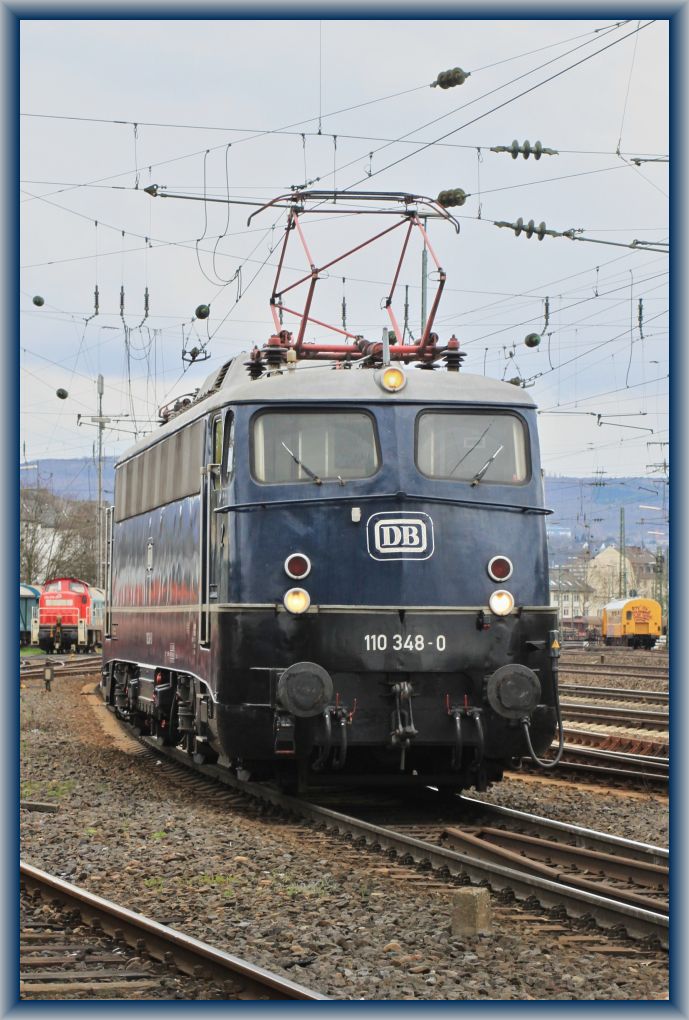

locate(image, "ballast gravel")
[[19, 674, 669, 1002]]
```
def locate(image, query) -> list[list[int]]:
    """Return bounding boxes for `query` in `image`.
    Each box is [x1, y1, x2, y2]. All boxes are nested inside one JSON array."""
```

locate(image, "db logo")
[[366, 512, 434, 561]]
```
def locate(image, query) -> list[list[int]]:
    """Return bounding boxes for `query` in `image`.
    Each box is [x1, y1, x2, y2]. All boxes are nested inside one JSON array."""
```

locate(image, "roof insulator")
[[442, 334, 466, 372], [245, 346, 265, 379]]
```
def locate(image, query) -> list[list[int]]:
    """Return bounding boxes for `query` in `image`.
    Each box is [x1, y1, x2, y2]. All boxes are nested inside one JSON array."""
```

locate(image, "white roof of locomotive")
[[205, 357, 537, 407], [118, 355, 536, 464]]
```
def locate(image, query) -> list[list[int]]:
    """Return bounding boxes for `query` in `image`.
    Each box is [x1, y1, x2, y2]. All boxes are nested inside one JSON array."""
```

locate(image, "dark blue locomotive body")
[[102, 359, 559, 792]]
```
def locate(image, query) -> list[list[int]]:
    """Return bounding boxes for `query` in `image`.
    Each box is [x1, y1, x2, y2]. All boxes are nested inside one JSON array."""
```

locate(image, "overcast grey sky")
[[19, 15, 669, 479]]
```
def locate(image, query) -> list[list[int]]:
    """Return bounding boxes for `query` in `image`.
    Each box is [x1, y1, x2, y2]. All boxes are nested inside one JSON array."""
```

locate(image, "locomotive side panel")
[[106, 496, 205, 678]]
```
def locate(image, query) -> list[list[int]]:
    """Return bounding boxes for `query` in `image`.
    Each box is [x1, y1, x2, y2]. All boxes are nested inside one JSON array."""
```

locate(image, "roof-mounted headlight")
[[489, 590, 515, 616], [376, 366, 407, 392]]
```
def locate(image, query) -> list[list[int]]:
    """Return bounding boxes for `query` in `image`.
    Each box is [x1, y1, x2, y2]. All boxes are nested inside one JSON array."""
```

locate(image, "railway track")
[[438, 810, 667, 917], [559, 701, 668, 731], [560, 663, 668, 683], [561, 727, 667, 757], [19, 656, 102, 682], [20, 862, 328, 1001], [558, 685, 668, 706], [519, 743, 669, 788], [111, 721, 667, 948]]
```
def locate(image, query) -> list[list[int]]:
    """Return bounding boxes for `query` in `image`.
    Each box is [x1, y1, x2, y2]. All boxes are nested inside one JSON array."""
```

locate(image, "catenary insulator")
[[507, 218, 547, 239], [433, 67, 470, 89], [437, 188, 467, 208], [491, 140, 559, 159]]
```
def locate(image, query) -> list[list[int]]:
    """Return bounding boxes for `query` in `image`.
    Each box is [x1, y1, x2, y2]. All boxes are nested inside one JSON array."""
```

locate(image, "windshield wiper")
[[281, 441, 322, 485], [470, 444, 504, 487], [448, 424, 491, 477]]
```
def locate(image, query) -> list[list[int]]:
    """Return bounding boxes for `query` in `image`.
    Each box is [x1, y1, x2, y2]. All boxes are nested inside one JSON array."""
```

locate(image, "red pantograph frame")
[[248, 191, 459, 362]]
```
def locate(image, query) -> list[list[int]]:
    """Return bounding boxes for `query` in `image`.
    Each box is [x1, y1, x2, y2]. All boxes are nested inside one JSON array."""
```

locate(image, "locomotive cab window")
[[252, 410, 380, 484], [222, 411, 235, 482], [416, 411, 529, 484], [211, 416, 223, 467]]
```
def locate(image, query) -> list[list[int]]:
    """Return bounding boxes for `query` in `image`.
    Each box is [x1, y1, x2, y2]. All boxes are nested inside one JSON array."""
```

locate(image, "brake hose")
[[521, 629, 565, 769], [521, 664, 565, 769]]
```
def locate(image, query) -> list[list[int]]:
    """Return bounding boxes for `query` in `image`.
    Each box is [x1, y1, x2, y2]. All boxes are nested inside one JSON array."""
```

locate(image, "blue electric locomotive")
[[101, 190, 562, 793]]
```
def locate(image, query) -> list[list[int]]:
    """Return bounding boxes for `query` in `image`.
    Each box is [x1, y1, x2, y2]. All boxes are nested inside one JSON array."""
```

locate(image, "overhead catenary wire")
[[19, 23, 662, 211], [21, 19, 666, 473], [306, 21, 652, 192]]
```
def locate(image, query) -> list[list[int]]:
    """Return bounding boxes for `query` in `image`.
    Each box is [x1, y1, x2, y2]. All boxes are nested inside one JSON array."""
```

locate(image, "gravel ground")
[[20, 676, 669, 1001]]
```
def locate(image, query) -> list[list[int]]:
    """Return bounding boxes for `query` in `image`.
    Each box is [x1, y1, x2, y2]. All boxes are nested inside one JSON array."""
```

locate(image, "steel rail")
[[560, 664, 668, 680], [97, 708, 669, 949], [440, 828, 666, 913], [554, 743, 669, 769], [457, 796, 668, 864], [526, 758, 668, 786], [560, 702, 668, 728], [20, 862, 329, 1001], [524, 742, 669, 785], [558, 685, 668, 704], [136, 741, 667, 945]]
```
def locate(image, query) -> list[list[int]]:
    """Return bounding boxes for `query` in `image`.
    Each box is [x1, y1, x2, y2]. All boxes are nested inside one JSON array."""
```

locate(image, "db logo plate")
[[366, 512, 434, 561]]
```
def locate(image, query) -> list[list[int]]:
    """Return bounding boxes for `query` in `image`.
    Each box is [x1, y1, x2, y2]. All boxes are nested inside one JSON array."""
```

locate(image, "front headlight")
[[283, 588, 311, 614], [489, 589, 515, 616], [376, 366, 407, 392]]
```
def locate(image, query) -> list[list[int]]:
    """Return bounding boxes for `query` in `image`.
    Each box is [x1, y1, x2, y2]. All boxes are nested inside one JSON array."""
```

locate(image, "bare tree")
[[20, 488, 97, 583]]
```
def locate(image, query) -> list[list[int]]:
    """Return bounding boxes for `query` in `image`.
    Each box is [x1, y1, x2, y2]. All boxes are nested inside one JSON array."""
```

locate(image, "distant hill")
[[543, 475, 667, 549], [19, 459, 666, 548]]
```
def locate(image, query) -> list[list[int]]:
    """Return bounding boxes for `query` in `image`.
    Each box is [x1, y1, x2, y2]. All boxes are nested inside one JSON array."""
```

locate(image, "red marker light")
[[285, 554, 311, 580], [487, 556, 513, 582]]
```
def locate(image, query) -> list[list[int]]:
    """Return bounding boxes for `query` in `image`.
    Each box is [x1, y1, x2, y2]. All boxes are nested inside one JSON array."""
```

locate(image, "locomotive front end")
[[210, 367, 560, 793]]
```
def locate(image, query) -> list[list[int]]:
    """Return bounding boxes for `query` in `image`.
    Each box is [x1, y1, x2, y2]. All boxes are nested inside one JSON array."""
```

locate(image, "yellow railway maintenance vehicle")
[[601, 597, 663, 649]]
